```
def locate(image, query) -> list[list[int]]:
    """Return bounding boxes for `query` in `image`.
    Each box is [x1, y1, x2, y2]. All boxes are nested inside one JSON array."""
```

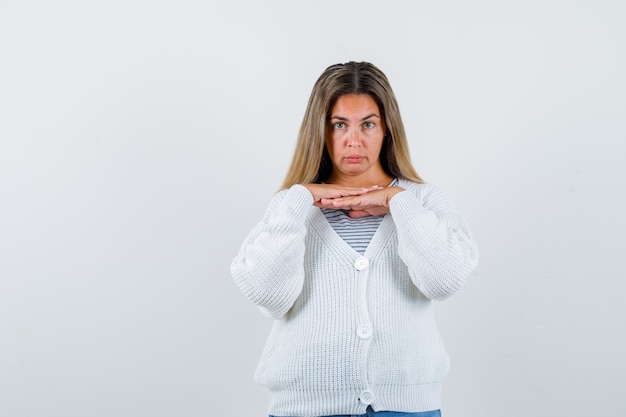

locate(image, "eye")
[[363, 121, 375, 129], [333, 122, 346, 129]]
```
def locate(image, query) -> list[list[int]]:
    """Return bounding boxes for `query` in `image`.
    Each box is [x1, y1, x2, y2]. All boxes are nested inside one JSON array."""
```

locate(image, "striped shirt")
[[321, 179, 398, 254]]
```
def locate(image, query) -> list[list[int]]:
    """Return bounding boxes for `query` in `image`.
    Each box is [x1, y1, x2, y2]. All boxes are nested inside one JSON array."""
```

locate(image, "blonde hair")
[[281, 61, 424, 190]]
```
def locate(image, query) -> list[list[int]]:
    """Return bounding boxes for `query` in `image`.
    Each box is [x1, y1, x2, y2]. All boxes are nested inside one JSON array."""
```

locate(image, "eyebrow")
[[329, 113, 381, 121]]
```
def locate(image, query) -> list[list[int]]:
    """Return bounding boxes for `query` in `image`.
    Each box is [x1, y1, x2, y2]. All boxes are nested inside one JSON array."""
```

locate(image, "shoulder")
[[397, 179, 442, 198], [261, 184, 315, 219], [396, 179, 458, 211], [268, 188, 290, 208]]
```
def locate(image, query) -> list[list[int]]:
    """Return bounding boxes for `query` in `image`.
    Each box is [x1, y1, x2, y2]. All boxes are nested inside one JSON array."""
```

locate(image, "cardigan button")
[[359, 390, 374, 405], [354, 256, 369, 271], [357, 325, 372, 339]]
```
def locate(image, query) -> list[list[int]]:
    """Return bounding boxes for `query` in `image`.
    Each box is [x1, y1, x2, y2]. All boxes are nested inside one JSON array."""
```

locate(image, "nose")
[[347, 129, 361, 147]]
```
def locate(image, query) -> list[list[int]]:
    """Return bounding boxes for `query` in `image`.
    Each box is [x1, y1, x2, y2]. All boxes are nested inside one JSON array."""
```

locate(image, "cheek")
[[367, 132, 385, 150], [331, 132, 344, 147]]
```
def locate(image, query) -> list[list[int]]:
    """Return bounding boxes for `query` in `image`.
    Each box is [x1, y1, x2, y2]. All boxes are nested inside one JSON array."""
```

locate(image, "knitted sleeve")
[[389, 183, 479, 300], [230, 184, 315, 319]]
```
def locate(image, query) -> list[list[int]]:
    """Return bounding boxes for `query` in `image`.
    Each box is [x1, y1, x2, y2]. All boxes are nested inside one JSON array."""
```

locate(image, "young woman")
[[231, 62, 479, 417]]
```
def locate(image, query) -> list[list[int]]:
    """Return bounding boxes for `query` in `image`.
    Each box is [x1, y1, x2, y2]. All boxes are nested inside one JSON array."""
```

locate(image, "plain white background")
[[1, 1, 625, 416]]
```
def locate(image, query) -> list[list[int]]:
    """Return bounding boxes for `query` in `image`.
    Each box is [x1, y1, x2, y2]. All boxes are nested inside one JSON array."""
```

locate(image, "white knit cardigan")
[[231, 180, 479, 416]]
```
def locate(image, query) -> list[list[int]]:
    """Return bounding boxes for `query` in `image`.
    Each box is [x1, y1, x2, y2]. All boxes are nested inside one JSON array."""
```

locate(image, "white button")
[[359, 390, 374, 405], [354, 256, 369, 271], [357, 325, 372, 339]]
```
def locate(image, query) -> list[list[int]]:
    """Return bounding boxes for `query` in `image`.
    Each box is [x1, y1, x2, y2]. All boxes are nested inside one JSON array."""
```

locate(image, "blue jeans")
[[270, 407, 441, 417]]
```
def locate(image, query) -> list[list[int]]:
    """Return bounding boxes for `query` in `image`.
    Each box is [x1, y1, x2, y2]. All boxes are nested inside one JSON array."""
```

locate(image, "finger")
[[331, 196, 362, 208], [348, 207, 389, 218], [359, 185, 383, 194], [335, 194, 386, 209], [314, 200, 339, 209], [345, 187, 375, 196], [334, 185, 380, 197], [347, 210, 373, 219], [314, 185, 380, 201]]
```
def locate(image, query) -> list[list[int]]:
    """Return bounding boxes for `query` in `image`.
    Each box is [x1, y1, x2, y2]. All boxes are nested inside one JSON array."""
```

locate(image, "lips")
[[345, 155, 365, 163]]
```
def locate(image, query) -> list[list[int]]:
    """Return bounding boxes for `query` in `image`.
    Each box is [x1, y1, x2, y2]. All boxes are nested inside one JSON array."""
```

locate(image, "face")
[[326, 94, 386, 183]]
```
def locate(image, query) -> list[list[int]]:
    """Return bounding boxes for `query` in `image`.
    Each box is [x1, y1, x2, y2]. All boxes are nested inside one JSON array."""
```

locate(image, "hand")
[[303, 183, 381, 203], [314, 186, 405, 218]]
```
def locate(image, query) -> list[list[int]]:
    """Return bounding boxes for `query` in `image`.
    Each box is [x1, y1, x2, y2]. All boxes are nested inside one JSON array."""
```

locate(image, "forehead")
[[330, 94, 379, 117]]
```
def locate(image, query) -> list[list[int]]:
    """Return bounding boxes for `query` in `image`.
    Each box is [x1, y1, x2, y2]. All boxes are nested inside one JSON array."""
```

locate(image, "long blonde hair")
[[281, 62, 423, 190]]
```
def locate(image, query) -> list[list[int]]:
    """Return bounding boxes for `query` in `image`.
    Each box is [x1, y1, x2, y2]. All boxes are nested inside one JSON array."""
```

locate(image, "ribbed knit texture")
[[231, 180, 479, 417]]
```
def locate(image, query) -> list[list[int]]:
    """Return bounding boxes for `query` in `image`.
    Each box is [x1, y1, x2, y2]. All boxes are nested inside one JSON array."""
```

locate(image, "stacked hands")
[[304, 184, 405, 219]]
